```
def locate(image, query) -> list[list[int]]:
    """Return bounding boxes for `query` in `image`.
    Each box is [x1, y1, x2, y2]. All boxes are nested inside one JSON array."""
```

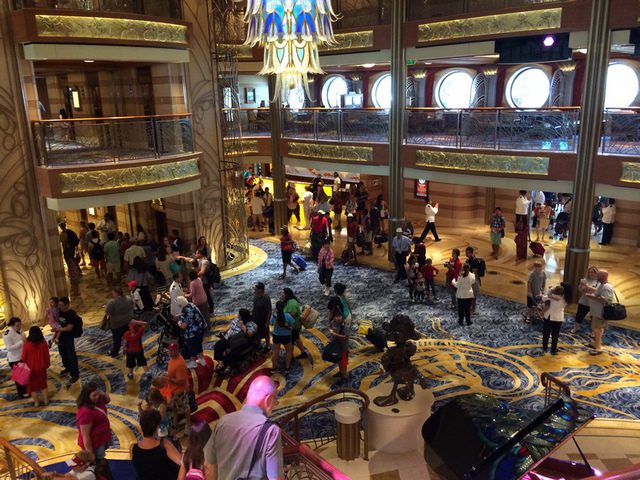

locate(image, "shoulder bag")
[[603, 290, 627, 321], [237, 420, 275, 480]]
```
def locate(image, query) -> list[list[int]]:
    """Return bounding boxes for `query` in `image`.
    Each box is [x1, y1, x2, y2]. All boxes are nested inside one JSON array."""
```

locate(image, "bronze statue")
[[374, 314, 428, 407]]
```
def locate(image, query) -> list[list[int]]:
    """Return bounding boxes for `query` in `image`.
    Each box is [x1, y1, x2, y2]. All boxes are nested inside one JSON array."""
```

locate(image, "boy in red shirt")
[[123, 320, 148, 379], [420, 258, 439, 300]]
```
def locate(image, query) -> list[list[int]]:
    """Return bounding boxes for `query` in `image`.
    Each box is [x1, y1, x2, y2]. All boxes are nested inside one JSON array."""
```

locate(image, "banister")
[[277, 387, 370, 427], [582, 463, 640, 480], [0, 438, 47, 478], [32, 113, 192, 124]]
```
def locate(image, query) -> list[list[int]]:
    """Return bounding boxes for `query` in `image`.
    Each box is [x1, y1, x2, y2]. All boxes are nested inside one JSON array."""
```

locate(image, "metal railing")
[[0, 438, 47, 479], [282, 432, 349, 480], [407, 0, 573, 21], [276, 388, 370, 461], [13, 0, 182, 18], [32, 113, 194, 166], [602, 109, 640, 156], [223, 108, 272, 138]]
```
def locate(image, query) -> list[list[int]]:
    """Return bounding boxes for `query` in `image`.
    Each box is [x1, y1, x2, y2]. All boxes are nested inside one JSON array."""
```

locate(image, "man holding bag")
[[586, 269, 615, 356]]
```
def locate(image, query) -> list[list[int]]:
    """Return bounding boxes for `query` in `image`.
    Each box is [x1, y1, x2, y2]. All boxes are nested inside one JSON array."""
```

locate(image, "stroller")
[[148, 294, 183, 364], [554, 211, 570, 240]]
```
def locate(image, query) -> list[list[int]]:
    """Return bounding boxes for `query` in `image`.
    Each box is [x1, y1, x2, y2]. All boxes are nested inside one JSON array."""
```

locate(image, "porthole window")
[[287, 85, 305, 110], [371, 73, 392, 109], [435, 70, 473, 108], [321, 75, 348, 108], [506, 67, 550, 108], [605, 63, 639, 108]]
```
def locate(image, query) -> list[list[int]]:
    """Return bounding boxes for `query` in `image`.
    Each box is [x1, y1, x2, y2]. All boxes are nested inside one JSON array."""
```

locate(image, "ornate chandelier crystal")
[[244, 0, 338, 102]]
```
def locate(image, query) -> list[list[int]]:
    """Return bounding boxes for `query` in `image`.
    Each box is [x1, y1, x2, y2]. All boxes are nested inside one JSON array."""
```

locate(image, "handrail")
[[0, 438, 47, 479], [281, 431, 350, 480], [33, 113, 192, 124], [406, 106, 581, 112], [583, 464, 640, 480], [541, 372, 571, 408]]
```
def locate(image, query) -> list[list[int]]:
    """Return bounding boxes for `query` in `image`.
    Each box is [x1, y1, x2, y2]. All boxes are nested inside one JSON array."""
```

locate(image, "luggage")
[[365, 327, 387, 352], [529, 241, 545, 256], [300, 304, 319, 329], [292, 254, 307, 271]]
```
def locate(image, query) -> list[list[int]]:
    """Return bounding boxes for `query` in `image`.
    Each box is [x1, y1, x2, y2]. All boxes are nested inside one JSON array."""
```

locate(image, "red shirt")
[[124, 325, 144, 354], [311, 215, 328, 234], [347, 222, 358, 239], [280, 233, 295, 252], [446, 258, 462, 287], [77, 401, 111, 450], [420, 265, 439, 280], [21, 341, 50, 371]]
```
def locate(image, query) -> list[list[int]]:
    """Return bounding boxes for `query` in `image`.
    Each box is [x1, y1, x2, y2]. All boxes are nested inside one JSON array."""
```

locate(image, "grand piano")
[[422, 393, 596, 480]]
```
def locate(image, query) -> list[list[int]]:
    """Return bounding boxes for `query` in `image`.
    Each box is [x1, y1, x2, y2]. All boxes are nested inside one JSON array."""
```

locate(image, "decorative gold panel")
[[620, 162, 640, 183], [418, 8, 562, 43], [288, 142, 372, 162], [320, 30, 374, 52], [224, 138, 259, 156], [35, 14, 188, 44], [59, 159, 199, 193], [416, 150, 549, 175], [218, 43, 254, 59]]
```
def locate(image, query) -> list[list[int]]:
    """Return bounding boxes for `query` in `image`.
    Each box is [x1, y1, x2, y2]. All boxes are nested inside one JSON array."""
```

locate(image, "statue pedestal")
[[367, 382, 434, 454]]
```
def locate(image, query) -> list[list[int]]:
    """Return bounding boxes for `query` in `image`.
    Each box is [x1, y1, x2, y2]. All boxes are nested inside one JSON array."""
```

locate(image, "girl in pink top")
[[186, 270, 209, 319], [317, 238, 335, 296]]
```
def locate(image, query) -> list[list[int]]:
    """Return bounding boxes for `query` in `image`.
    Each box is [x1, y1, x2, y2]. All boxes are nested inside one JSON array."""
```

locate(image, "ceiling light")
[[83, 60, 95, 63], [361, 63, 375, 68], [424, 62, 432, 65], [543, 36, 555, 47]]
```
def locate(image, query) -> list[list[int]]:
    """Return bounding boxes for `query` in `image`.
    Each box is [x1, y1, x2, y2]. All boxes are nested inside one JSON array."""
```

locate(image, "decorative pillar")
[[388, 0, 406, 260], [269, 77, 287, 233], [484, 187, 496, 225], [563, 0, 611, 300], [0, 1, 57, 324]]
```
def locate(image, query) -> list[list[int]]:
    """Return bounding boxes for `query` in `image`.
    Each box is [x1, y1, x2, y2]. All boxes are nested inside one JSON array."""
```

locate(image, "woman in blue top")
[[270, 300, 295, 374]]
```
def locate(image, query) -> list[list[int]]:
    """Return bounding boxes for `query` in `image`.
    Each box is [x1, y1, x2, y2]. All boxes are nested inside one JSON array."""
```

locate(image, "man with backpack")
[[465, 246, 485, 314], [53, 296, 82, 385], [204, 376, 283, 479], [59, 222, 80, 264]]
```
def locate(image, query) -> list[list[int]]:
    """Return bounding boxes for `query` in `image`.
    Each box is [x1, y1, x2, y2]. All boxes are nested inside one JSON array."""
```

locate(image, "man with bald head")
[[586, 269, 615, 355], [204, 375, 283, 479]]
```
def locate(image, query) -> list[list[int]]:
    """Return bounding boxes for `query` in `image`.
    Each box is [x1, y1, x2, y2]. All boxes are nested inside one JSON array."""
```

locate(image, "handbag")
[[300, 305, 319, 329], [322, 339, 344, 363], [603, 291, 627, 321], [11, 362, 31, 386], [100, 315, 110, 331]]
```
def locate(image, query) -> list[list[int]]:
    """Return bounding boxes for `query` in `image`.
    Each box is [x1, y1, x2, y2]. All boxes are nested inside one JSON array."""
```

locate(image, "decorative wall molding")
[[620, 162, 640, 183], [218, 43, 254, 59], [224, 138, 259, 156], [288, 142, 373, 162], [320, 29, 374, 51], [416, 150, 549, 175], [418, 8, 562, 43], [35, 14, 188, 44], [59, 158, 199, 193]]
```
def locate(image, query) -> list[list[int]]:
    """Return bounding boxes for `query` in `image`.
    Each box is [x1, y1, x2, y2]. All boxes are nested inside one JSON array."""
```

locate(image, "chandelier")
[[244, 0, 338, 102]]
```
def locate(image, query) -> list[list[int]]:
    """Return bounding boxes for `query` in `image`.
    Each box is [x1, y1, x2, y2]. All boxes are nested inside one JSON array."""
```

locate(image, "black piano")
[[422, 393, 595, 480]]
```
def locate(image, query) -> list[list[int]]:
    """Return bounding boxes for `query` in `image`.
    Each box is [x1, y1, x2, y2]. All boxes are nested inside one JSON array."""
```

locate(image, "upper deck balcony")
[[12, 0, 182, 19]]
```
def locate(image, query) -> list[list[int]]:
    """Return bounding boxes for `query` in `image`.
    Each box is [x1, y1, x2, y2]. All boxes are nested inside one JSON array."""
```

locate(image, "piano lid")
[[422, 393, 593, 480]]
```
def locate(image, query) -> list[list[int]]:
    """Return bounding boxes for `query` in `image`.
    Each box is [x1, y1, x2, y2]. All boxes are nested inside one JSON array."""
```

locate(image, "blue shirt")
[[270, 312, 295, 336], [180, 303, 207, 339], [392, 235, 412, 254]]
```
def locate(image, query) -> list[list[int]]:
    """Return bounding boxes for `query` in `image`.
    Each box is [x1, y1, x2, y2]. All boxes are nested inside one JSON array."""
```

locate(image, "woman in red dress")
[[21, 326, 50, 406]]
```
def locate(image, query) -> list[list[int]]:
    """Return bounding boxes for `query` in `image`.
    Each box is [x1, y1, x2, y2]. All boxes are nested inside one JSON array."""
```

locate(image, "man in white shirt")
[[515, 190, 531, 224], [302, 186, 314, 229], [97, 213, 116, 243], [250, 191, 265, 231], [332, 172, 342, 194], [392, 227, 412, 283], [169, 272, 185, 317], [419, 197, 441, 242], [123, 240, 145, 267], [600, 199, 616, 245]]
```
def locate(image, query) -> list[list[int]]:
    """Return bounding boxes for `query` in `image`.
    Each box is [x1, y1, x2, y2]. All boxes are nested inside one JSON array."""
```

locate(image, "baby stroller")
[[149, 295, 183, 364], [554, 211, 570, 240]]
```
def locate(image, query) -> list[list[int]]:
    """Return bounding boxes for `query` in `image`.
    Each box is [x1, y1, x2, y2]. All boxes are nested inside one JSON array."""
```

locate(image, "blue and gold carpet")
[[1, 238, 640, 463]]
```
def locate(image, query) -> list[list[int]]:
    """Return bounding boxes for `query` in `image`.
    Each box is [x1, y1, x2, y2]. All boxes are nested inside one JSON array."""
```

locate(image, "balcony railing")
[[13, 0, 182, 19], [223, 108, 272, 138], [33, 113, 194, 166]]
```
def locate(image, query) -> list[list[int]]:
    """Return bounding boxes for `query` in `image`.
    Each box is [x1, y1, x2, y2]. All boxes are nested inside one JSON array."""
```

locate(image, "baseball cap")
[[127, 280, 137, 288], [255, 282, 265, 290], [317, 209, 325, 215], [396, 227, 403, 233]]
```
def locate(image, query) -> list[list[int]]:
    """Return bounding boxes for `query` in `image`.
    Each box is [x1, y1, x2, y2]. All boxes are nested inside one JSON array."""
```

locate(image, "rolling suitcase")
[[529, 241, 545, 256], [292, 254, 307, 271]]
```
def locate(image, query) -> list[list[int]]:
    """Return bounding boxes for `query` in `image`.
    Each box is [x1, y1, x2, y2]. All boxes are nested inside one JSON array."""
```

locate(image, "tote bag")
[[11, 362, 31, 386]]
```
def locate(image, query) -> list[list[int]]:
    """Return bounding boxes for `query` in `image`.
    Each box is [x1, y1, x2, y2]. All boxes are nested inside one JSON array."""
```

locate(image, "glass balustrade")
[[32, 114, 194, 166], [602, 110, 640, 156], [13, 0, 182, 18]]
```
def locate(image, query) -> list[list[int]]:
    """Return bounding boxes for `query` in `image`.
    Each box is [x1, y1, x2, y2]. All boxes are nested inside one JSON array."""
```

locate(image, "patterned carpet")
[[1, 238, 640, 464]]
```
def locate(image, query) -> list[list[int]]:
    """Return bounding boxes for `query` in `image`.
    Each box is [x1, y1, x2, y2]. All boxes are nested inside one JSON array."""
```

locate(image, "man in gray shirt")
[[205, 376, 283, 480]]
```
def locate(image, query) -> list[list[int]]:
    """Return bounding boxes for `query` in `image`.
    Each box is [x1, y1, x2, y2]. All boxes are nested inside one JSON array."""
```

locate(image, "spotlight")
[[543, 36, 555, 47]]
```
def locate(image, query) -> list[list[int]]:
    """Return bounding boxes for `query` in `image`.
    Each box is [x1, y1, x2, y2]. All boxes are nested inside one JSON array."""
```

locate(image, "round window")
[[371, 73, 392, 109], [605, 63, 639, 108], [506, 67, 550, 108], [321, 75, 348, 108], [435, 70, 473, 108]]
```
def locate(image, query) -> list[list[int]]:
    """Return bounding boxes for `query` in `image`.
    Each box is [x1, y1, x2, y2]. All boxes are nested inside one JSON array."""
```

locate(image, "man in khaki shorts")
[[103, 231, 121, 286], [586, 269, 614, 355]]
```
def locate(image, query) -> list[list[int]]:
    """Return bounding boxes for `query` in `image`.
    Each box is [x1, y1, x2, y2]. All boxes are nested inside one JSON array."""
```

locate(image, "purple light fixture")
[[543, 36, 555, 47]]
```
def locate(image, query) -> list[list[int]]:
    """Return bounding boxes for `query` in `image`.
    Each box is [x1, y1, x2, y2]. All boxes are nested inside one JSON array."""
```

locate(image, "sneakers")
[[570, 326, 581, 334], [187, 361, 198, 369], [198, 356, 207, 366]]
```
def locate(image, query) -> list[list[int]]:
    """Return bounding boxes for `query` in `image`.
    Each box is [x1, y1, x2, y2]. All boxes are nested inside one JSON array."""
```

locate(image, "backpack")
[[66, 229, 80, 248], [184, 465, 205, 480], [73, 315, 83, 338], [91, 241, 104, 260], [206, 263, 221, 285], [476, 258, 486, 277]]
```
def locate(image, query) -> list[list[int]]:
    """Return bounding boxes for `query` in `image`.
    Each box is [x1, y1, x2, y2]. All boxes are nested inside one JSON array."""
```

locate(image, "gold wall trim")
[[418, 8, 562, 43], [320, 30, 374, 52], [218, 43, 254, 59], [620, 162, 640, 183], [59, 158, 199, 193], [288, 142, 373, 162], [416, 150, 549, 175], [35, 14, 188, 44], [224, 138, 259, 156]]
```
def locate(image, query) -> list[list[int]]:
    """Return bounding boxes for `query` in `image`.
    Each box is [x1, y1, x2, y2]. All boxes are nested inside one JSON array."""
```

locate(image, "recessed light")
[[543, 36, 555, 47], [361, 63, 375, 68], [83, 60, 95, 63]]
